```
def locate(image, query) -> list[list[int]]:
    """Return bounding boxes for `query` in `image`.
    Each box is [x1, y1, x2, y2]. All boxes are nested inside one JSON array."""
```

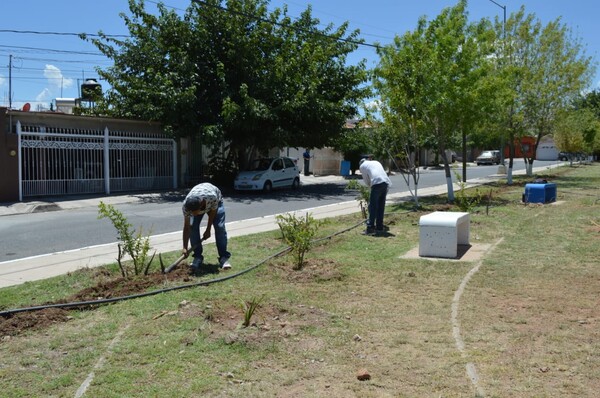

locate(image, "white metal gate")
[[17, 121, 177, 200]]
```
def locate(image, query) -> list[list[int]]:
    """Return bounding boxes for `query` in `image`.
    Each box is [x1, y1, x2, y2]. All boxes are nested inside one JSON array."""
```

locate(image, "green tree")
[[573, 89, 600, 155], [86, 0, 367, 174], [490, 7, 594, 181], [373, 0, 494, 202], [332, 123, 372, 175], [521, 14, 593, 175], [554, 108, 600, 163]]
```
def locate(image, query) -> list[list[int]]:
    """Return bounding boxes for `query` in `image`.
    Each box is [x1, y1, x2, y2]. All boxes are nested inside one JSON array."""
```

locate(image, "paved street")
[[0, 161, 567, 288]]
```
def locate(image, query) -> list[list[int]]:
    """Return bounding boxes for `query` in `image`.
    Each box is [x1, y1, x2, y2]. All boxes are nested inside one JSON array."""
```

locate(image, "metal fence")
[[17, 121, 177, 200]]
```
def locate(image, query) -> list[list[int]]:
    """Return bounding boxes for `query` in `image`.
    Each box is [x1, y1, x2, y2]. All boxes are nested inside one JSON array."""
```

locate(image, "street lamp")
[[488, 0, 506, 41], [488, 0, 507, 164]]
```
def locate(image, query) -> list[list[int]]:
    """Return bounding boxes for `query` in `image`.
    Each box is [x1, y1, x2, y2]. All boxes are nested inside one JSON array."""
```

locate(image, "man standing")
[[182, 182, 231, 272], [359, 157, 391, 235], [303, 149, 311, 176]]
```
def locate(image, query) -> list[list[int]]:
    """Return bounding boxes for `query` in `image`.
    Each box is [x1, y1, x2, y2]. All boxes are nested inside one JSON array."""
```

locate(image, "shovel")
[[163, 243, 199, 274]]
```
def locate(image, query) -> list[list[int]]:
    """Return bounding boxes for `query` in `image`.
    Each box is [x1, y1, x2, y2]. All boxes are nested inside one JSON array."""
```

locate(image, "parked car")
[[557, 152, 570, 161], [475, 150, 501, 165], [234, 156, 300, 192]]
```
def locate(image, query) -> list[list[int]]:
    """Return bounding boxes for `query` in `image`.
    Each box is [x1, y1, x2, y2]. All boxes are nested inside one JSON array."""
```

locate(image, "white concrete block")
[[419, 211, 470, 258]]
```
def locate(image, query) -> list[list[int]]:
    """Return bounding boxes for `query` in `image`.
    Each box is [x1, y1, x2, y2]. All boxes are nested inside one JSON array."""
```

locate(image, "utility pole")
[[8, 54, 12, 109]]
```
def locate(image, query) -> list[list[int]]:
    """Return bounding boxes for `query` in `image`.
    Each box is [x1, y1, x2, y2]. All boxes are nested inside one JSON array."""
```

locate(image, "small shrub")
[[453, 172, 482, 212], [276, 212, 323, 270], [240, 295, 264, 328], [346, 180, 370, 219], [97, 201, 155, 278]]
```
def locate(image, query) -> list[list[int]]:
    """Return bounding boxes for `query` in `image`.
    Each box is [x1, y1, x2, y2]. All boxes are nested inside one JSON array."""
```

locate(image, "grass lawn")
[[1, 162, 599, 397]]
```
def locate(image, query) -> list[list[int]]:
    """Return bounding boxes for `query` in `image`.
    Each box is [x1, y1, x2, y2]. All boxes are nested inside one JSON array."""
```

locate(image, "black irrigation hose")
[[1, 216, 383, 318], [0, 246, 291, 317]]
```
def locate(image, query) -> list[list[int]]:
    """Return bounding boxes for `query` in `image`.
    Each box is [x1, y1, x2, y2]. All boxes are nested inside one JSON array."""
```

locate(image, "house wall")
[[503, 136, 536, 159], [0, 109, 19, 202], [1, 107, 174, 202], [281, 147, 344, 175], [536, 136, 559, 160]]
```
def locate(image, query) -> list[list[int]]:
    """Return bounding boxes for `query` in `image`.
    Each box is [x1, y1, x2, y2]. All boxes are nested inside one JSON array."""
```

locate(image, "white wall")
[[280, 147, 344, 175], [536, 136, 559, 160]]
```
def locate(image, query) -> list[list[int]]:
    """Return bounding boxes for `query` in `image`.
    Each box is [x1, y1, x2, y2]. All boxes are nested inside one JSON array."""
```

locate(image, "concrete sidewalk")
[[0, 173, 351, 288], [0, 166, 556, 288]]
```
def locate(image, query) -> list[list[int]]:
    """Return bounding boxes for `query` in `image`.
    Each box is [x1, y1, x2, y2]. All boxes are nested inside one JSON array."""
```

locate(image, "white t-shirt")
[[359, 160, 391, 188]]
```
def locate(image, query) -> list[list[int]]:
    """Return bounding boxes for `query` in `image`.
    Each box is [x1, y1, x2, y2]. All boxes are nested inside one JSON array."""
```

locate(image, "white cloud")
[[0, 73, 5, 87], [364, 99, 382, 111], [43, 64, 74, 91], [36, 88, 52, 102]]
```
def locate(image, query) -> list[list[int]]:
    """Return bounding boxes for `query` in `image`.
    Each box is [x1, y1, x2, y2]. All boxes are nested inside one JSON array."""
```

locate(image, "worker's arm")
[[203, 208, 217, 241], [360, 166, 371, 187], [182, 216, 191, 258]]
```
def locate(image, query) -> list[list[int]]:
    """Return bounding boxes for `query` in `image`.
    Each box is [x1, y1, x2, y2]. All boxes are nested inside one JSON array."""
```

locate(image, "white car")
[[234, 157, 300, 192]]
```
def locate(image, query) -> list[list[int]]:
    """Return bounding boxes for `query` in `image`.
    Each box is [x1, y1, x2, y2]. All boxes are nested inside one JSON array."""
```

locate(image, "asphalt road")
[[0, 159, 562, 262]]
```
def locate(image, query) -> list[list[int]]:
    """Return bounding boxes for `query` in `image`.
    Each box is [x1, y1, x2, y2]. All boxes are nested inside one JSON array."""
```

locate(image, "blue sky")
[[1, 0, 598, 111]]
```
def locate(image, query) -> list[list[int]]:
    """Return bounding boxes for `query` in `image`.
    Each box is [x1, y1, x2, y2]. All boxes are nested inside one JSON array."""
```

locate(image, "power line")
[[1, 4, 387, 51], [0, 29, 128, 38], [188, 0, 381, 50], [281, 0, 397, 38], [0, 44, 104, 57], [0, 66, 102, 75]]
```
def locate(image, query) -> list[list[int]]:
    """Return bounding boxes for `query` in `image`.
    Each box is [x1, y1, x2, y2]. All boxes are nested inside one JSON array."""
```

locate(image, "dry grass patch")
[[1, 163, 600, 397]]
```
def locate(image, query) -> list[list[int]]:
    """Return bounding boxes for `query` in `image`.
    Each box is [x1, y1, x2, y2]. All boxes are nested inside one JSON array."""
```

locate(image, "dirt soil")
[[0, 266, 195, 338], [0, 259, 337, 340]]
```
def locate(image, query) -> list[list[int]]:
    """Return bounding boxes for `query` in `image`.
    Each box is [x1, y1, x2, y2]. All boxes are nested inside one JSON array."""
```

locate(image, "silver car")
[[476, 150, 501, 165], [234, 157, 300, 192]]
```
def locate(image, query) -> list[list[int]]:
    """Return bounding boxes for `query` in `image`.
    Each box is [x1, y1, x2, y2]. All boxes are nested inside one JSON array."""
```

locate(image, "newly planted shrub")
[[346, 180, 370, 219], [453, 172, 482, 212], [97, 201, 156, 277], [276, 212, 323, 270], [240, 295, 265, 328]]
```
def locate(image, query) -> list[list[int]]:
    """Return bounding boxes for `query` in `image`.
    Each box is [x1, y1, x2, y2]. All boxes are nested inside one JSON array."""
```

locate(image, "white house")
[[536, 135, 559, 160]]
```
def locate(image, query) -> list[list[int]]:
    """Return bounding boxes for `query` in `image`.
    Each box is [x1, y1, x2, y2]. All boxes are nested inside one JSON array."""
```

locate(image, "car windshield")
[[480, 151, 494, 157], [250, 158, 273, 171]]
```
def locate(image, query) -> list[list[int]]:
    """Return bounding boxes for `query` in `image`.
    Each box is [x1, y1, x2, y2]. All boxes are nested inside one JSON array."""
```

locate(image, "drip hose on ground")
[[1, 218, 370, 317]]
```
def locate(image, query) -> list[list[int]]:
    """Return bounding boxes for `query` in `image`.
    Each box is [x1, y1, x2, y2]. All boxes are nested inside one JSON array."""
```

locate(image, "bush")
[[97, 201, 155, 277], [346, 180, 370, 219], [276, 212, 323, 270], [453, 172, 482, 212]]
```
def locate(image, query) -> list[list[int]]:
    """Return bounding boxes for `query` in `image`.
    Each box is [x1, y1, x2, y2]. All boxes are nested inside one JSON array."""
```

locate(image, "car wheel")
[[263, 181, 273, 193], [291, 177, 300, 190]]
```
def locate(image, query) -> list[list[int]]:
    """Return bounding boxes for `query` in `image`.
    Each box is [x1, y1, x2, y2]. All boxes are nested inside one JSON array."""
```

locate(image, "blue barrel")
[[523, 183, 557, 203], [340, 160, 351, 176]]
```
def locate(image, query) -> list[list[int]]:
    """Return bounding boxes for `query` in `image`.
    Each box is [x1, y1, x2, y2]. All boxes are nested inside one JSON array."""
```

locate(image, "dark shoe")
[[362, 229, 376, 236], [191, 257, 203, 273]]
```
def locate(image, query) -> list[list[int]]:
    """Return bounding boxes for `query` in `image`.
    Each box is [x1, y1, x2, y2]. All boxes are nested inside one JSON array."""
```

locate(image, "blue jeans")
[[367, 182, 388, 231], [190, 201, 231, 265]]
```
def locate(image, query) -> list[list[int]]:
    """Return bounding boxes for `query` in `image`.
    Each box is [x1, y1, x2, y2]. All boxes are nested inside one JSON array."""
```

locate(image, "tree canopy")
[[373, 0, 495, 201], [86, 0, 368, 167]]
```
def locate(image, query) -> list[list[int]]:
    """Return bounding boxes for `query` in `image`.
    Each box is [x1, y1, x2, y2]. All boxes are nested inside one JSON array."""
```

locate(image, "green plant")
[[240, 295, 265, 328], [453, 172, 482, 212], [276, 212, 323, 270], [97, 201, 155, 277], [346, 180, 370, 219]]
